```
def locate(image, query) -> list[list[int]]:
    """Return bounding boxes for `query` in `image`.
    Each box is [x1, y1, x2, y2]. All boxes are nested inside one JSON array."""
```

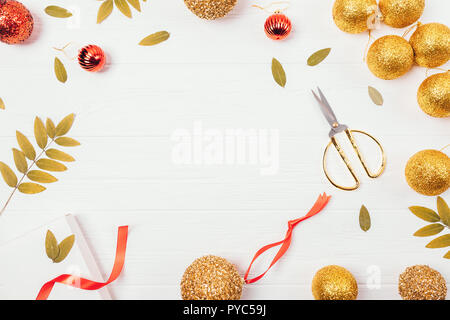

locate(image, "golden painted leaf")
[[55, 137, 80, 147], [34, 117, 48, 149], [444, 251, 450, 259], [359, 205, 371, 232], [426, 234, 450, 248], [45, 149, 75, 162], [54, 57, 67, 83], [53, 235, 75, 263], [12, 148, 27, 174], [436, 196, 449, 226], [56, 113, 75, 137], [46, 118, 56, 139], [127, 0, 141, 11], [271, 58, 286, 88], [0, 98, 4, 110], [409, 206, 440, 222], [114, 0, 132, 18], [368, 86, 383, 106], [45, 230, 59, 261], [139, 31, 170, 46], [36, 159, 67, 172], [307, 48, 331, 66], [44, 5, 72, 18], [27, 170, 58, 183], [16, 131, 36, 160], [0, 161, 17, 187], [18, 182, 46, 194], [97, 0, 113, 23], [413, 223, 445, 237]]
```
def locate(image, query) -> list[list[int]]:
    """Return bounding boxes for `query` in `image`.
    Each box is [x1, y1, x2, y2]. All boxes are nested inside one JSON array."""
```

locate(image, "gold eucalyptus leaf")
[[53, 235, 75, 263], [18, 182, 46, 194], [46, 118, 56, 139], [0, 161, 17, 187], [436, 196, 450, 226], [409, 206, 440, 222], [97, 0, 114, 24], [55, 114, 75, 137], [0, 98, 5, 110], [139, 31, 170, 46], [307, 48, 331, 66], [34, 117, 48, 149], [54, 57, 67, 83], [45, 149, 75, 162], [444, 251, 450, 259], [44, 5, 73, 18], [45, 230, 59, 261], [114, 0, 132, 18], [12, 148, 27, 174], [368, 86, 383, 106], [127, 0, 141, 11], [27, 170, 58, 183], [359, 205, 371, 232], [55, 137, 80, 147], [426, 234, 450, 248], [413, 223, 445, 237], [271, 58, 286, 88], [36, 159, 67, 172], [16, 131, 36, 160]]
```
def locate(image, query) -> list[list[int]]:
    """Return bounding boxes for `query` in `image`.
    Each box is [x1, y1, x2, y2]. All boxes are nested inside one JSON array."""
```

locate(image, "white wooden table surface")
[[0, 0, 448, 300]]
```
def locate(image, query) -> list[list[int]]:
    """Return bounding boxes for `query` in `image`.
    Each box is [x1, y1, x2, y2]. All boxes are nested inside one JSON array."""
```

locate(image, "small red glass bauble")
[[264, 13, 292, 40], [78, 45, 106, 72], [0, 0, 33, 44]]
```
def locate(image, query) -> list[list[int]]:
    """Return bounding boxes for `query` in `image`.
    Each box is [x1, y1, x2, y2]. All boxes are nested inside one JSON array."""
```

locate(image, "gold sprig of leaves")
[[44, 6, 73, 18], [409, 196, 450, 259], [0, 114, 80, 216], [97, 0, 147, 24], [271, 58, 286, 88], [46, 230, 75, 263]]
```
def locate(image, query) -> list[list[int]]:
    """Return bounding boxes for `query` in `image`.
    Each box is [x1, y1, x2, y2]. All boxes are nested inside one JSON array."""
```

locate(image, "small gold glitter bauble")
[[181, 255, 244, 300], [405, 149, 450, 196], [311, 265, 358, 300], [417, 72, 450, 118], [379, 0, 425, 28], [410, 23, 450, 68], [367, 35, 414, 80], [332, 0, 377, 34], [399, 265, 447, 300], [184, 0, 237, 20]]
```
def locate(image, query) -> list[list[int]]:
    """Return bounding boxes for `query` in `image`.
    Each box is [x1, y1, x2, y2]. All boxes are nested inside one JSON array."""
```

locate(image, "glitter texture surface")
[[311, 265, 358, 300], [184, 0, 237, 20], [379, 0, 424, 28], [367, 35, 414, 80], [181, 255, 244, 300], [399, 265, 447, 300], [417, 72, 450, 118], [410, 23, 450, 68], [332, 0, 377, 34], [405, 149, 450, 196], [0, 0, 33, 44]]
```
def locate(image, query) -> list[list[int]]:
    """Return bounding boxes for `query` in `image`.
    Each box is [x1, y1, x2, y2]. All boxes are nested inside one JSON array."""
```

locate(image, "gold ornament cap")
[[184, 0, 237, 20], [417, 72, 450, 118], [399, 265, 447, 300], [312, 265, 358, 300], [410, 23, 450, 68], [332, 0, 377, 34], [379, 0, 425, 28]]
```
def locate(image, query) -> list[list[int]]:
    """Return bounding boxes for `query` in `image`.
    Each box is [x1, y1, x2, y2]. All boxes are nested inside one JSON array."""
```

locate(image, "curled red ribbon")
[[244, 193, 331, 284], [36, 225, 128, 300]]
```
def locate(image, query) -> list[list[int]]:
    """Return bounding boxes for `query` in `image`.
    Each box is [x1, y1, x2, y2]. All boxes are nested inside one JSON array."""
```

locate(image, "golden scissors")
[[312, 87, 386, 191]]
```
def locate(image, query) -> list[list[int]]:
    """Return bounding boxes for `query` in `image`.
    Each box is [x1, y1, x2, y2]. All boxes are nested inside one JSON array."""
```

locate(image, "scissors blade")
[[312, 87, 339, 128]]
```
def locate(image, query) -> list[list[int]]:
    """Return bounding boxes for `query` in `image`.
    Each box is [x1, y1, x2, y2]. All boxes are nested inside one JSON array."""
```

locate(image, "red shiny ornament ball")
[[264, 13, 291, 40], [0, 0, 33, 44], [78, 45, 106, 72]]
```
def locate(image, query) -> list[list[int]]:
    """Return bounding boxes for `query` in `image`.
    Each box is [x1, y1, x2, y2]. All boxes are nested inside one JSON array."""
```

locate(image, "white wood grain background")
[[0, 0, 448, 300]]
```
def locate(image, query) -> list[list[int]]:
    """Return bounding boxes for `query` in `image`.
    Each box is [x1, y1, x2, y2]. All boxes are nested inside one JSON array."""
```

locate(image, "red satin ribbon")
[[244, 193, 331, 284], [36, 225, 128, 300]]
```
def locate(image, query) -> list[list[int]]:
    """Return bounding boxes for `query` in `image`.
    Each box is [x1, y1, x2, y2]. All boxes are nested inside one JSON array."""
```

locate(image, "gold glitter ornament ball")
[[399, 265, 447, 300], [332, 0, 377, 34], [181, 255, 244, 300], [311, 265, 358, 300], [417, 72, 450, 118], [405, 149, 450, 196], [379, 0, 425, 28], [367, 35, 414, 80], [410, 23, 450, 68], [184, 0, 237, 20]]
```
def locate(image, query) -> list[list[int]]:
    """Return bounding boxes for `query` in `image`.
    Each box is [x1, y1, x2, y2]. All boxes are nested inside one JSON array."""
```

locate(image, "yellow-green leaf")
[[114, 0, 131, 18], [45, 149, 75, 162], [413, 223, 445, 237], [36, 159, 67, 172], [307, 48, 331, 66], [16, 131, 36, 160], [45, 230, 59, 261], [139, 31, 170, 46], [12, 148, 27, 174], [97, 0, 114, 23], [0, 98, 4, 110], [127, 0, 141, 11], [437, 196, 449, 226], [27, 170, 58, 183], [44, 5, 72, 18], [0, 161, 17, 187], [46, 118, 56, 139], [53, 235, 75, 263], [18, 182, 46, 194], [56, 113, 75, 137], [271, 58, 286, 88], [426, 234, 450, 248], [54, 57, 67, 83], [359, 205, 371, 232], [368, 86, 383, 106], [34, 117, 48, 149], [444, 251, 450, 259], [409, 206, 440, 222], [55, 137, 80, 147]]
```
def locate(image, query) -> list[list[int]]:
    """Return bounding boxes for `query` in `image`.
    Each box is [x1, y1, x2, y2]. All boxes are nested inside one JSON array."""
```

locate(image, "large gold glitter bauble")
[[405, 149, 450, 196], [332, 0, 377, 34], [399, 265, 447, 300], [410, 23, 450, 68], [417, 72, 450, 118], [379, 0, 425, 28], [367, 35, 414, 80], [311, 265, 358, 300], [184, 0, 237, 20], [181, 255, 244, 300]]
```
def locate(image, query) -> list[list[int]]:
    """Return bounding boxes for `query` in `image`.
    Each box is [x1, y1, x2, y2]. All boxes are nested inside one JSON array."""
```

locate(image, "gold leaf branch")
[[0, 114, 80, 216], [97, 0, 147, 24]]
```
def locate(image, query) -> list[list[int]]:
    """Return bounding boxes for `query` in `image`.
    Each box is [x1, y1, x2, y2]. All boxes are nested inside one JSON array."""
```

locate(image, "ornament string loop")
[[53, 42, 77, 60], [366, 5, 383, 31], [244, 193, 331, 284], [252, 1, 290, 14], [402, 22, 421, 39]]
